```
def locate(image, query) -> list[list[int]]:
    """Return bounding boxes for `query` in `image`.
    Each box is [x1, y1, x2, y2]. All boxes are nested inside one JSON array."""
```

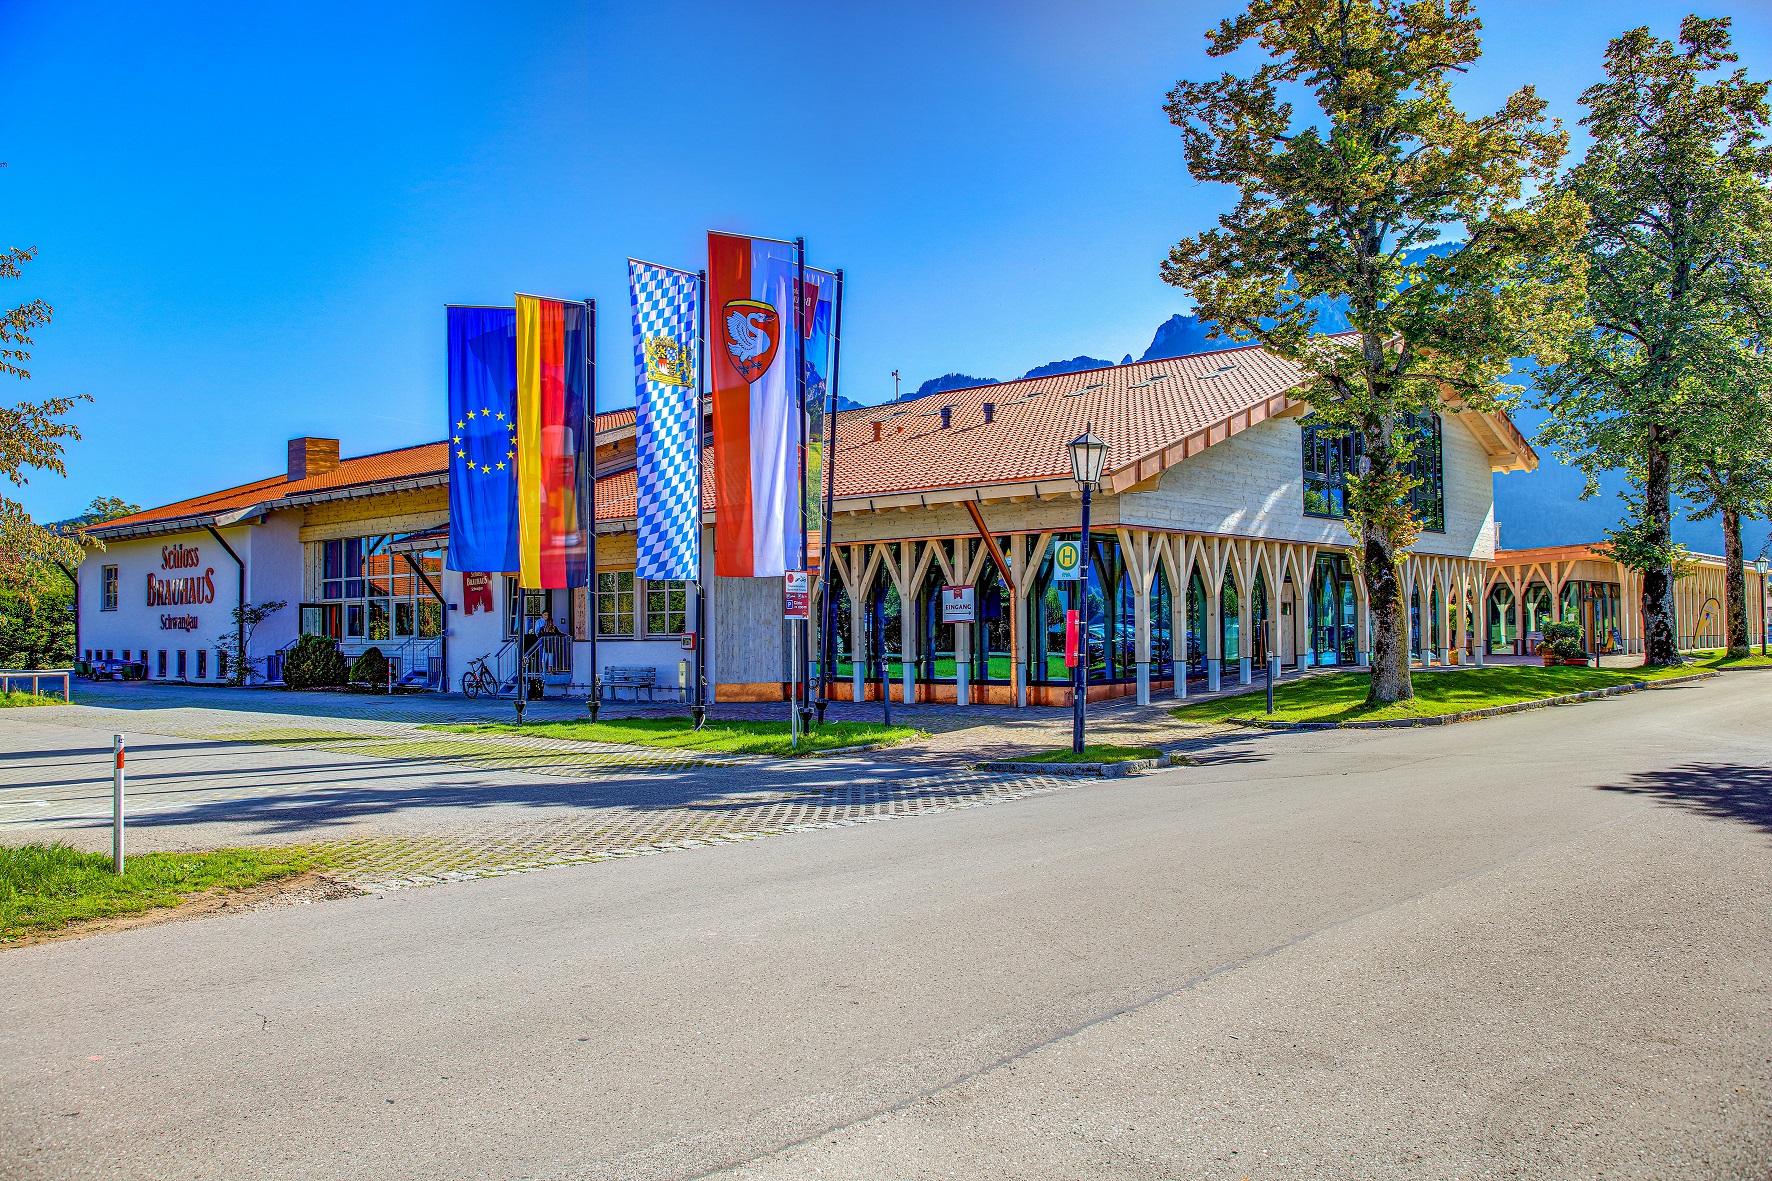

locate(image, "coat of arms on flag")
[[723, 298, 779, 383], [644, 335, 693, 387]]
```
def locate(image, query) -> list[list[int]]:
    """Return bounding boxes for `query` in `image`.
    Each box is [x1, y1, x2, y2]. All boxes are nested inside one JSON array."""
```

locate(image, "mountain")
[[911, 373, 1000, 400], [1019, 356, 1117, 379]]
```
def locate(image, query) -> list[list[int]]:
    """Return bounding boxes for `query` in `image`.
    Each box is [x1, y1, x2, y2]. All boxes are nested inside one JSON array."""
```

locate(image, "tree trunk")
[[1723, 505, 1749, 659], [1641, 425, 1681, 666], [1364, 534, 1413, 703]]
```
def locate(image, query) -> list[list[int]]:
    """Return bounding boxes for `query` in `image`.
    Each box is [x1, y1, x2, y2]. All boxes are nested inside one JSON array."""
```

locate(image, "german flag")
[[515, 294, 592, 589]]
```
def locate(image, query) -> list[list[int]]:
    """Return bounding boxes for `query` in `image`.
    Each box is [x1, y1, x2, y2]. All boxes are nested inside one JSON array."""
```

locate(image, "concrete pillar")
[[849, 572, 865, 703], [899, 579, 916, 706], [954, 627, 969, 708], [1133, 571, 1152, 706]]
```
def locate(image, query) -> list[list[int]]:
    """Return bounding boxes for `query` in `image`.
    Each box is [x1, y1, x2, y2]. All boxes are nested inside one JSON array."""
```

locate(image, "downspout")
[[54, 560, 79, 667], [403, 551, 447, 691], [204, 525, 246, 685]]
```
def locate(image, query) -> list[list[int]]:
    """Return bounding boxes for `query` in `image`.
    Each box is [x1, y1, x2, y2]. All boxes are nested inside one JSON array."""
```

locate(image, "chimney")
[[287, 437, 341, 482], [940, 406, 953, 429], [982, 402, 995, 424], [872, 421, 883, 442]]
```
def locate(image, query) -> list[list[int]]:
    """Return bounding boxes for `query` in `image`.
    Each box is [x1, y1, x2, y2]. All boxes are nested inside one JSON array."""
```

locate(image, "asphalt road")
[[4, 674, 1769, 1180]]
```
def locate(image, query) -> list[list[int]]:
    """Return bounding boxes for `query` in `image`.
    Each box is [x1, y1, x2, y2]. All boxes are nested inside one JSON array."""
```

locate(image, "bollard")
[[1265, 655, 1275, 715], [112, 734, 126, 874]]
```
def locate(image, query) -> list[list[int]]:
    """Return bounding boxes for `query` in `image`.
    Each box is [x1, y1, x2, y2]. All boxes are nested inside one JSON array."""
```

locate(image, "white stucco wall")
[[76, 526, 266, 680], [1119, 410, 1498, 559]]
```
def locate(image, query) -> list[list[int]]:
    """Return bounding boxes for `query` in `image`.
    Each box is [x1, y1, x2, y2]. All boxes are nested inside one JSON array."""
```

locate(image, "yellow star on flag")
[[495, 461, 506, 470], [455, 420, 465, 430]]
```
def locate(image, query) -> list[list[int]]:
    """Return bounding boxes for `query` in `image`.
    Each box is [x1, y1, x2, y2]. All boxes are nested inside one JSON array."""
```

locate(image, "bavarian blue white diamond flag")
[[628, 259, 702, 581]]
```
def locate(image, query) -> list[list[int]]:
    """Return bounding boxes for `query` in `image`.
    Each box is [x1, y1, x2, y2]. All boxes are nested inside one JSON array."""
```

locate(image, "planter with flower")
[[1538, 621, 1590, 666]]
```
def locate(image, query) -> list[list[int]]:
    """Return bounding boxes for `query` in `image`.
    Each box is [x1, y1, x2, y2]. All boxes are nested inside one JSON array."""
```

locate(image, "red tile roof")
[[826, 344, 1314, 497], [92, 442, 451, 536]]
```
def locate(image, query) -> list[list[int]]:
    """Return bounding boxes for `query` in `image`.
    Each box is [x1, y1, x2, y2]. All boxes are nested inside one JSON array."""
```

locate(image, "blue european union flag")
[[445, 306, 520, 574]]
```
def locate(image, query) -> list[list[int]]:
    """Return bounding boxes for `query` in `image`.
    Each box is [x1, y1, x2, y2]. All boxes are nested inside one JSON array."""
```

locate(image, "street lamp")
[[1757, 556, 1769, 657], [1068, 427, 1108, 754]]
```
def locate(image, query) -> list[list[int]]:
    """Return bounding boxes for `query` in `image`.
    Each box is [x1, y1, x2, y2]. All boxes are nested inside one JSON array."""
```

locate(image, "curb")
[[977, 753, 1172, 778], [1228, 671, 1720, 730], [804, 741, 896, 757]]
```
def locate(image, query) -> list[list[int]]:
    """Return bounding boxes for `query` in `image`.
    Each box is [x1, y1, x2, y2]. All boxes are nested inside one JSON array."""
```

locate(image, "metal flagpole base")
[[814, 699, 827, 725], [587, 676, 601, 723]]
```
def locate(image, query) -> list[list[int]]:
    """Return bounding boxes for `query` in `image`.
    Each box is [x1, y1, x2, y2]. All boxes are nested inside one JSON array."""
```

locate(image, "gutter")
[[204, 525, 247, 685]]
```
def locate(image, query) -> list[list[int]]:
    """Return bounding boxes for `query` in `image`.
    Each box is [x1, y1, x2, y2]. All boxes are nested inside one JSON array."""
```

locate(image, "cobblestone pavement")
[[1, 681, 1241, 893]]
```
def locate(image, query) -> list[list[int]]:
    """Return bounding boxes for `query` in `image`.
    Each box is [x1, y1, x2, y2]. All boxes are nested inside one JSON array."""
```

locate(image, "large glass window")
[[312, 536, 444, 644], [1302, 414, 1445, 532], [102, 565, 118, 611], [597, 571, 636, 637], [645, 579, 689, 636]]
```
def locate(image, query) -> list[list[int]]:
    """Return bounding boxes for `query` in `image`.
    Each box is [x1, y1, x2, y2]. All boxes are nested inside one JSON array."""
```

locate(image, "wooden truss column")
[[1117, 528, 1158, 705], [1009, 532, 1053, 708], [1158, 534, 1196, 699]]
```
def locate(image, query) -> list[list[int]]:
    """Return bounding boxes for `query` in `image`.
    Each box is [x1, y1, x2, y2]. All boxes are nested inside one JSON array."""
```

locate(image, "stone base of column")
[[955, 668, 969, 708], [1238, 657, 1252, 685], [1174, 667, 1188, 699], [902, 672, 914, 706], [1136, 661, 1150, 705], [1473, 646, 1485, 666], [1207, 663, 1221, 692], [852, 668, 864, 703], [1438, 646, 1450, 666], [1356, 650, 1370, 667]]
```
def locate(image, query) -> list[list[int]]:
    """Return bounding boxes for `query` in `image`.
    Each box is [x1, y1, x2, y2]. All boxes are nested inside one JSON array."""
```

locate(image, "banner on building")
[[515, 294, 593, 590], [445, 306, 520, 575], [709, 231, 800, 578], [628, 260, 702, 582], [800, 267, 839, 528]]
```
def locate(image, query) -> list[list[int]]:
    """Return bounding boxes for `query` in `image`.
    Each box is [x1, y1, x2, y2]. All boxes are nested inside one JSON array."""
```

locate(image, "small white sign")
[[784, 569, 811, 620], [940, 585, 976, 624]]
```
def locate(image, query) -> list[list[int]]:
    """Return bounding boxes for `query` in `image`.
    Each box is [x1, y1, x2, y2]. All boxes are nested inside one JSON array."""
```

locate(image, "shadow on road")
[[1600, 762, 1772, 836]]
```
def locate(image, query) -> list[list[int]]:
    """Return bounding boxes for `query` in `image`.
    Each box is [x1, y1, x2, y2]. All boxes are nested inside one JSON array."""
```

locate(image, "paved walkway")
[[1, 681, 1243, 890]]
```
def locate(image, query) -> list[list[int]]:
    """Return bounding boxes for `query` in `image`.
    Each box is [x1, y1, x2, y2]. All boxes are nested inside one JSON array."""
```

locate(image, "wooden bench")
[[601, 665, 659, 702]]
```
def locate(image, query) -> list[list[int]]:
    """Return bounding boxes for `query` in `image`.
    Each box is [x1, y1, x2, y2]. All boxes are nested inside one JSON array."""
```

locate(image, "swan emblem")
[[722, 299, 780, 382]]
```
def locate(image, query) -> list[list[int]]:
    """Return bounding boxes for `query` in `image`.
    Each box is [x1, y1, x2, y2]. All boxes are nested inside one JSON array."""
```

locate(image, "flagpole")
[[795, 237, 811, 732], [815, 269, 844, 725], [693, 269, 709, 730], [585, 296, 600, 723]]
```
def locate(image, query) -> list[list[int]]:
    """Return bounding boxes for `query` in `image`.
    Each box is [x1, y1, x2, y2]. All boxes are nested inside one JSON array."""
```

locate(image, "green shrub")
[[1539, 620, 1588, 660], [348, 646, 389, 686], [283, 635, 347, 689]]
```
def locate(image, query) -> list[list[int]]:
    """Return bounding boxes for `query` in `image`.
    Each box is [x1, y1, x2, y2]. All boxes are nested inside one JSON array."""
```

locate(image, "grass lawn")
[[1016, 744, 1164, 765], [431, 716, 924, 757], [1, 842, 318, 943], [0, 689, 63, 707], [1172, 663, 1703, 726], [1686, 649, 1772, 669]]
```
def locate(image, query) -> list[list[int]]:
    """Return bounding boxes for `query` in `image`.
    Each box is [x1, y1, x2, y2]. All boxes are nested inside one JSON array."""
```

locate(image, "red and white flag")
[[709, 231, 800, 577]]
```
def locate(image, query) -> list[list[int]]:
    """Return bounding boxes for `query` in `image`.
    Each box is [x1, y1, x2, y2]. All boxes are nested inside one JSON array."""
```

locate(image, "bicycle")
[[460, 655, 501, 699]]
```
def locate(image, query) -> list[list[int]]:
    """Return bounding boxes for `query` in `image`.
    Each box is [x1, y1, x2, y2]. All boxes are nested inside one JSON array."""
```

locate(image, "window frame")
[[596, 571, 636, 638], [643, 579, 690, 637], [101, 565, 119, 611], [1299, 413, 1446, 534]]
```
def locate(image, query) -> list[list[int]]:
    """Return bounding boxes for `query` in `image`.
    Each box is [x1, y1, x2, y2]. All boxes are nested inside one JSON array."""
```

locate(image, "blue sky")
[[3, 0, 1769, 555]]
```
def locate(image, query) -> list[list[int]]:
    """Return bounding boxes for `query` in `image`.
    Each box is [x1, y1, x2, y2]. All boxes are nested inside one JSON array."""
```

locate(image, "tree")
[[1674, 348, 1772, 657], [1, 223, 90, 598], [216, 599, 285, 686], [1161, 0, 1587, 702], [1535, 16, 1772, 666]]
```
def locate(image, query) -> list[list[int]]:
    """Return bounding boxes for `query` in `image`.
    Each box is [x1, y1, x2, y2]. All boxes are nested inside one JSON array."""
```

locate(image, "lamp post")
[[1757, 556, 1769, 657], [1068, 428, 1108, 755]]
